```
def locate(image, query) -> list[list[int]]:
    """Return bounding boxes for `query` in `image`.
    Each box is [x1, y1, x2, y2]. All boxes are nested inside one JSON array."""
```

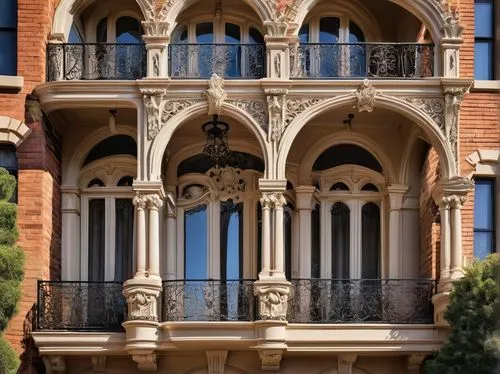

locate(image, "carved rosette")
[[207, 166, 245, 200], [203, 73, 226, 116], [226, 99, 268, 131], [354, 79, 378, 113], [254, 282, 291, 321], [285, 98, 324, 126]]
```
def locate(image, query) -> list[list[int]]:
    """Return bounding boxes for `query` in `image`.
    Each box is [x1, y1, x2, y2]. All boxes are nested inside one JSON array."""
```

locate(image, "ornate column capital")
[[133, 194, 148, 210], [433, 176, 474, 206], [254, 280, 291, 321], [442, 8, 464, 40], [145, 194, 164, 210]]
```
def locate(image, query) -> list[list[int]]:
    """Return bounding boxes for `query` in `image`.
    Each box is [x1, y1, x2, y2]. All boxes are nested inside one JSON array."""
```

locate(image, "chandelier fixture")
[[202, 114, 231, 165]]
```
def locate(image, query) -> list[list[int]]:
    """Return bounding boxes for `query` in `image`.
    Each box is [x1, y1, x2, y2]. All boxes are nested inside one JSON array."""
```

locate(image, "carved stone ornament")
[[354, 79, 378, 113], [407, 353, 427, 372], [140, 0, 178, 22], [226, 99, 268, 131], [285, 98, 324, 126], [266, 90, 287, 143], [404, 98, 445, 129], [132, 353, 157, 372], [91, 356, 107, 372], [264, 0, 303, 36], [255, 283, 290, 321], [43, 356, 66, 373], [258, 350, 284, 371], [442, 8, 464, 39], [203, 73, 226, 116], [142, 21, 169, 37], [145, 193, 164, 210], [152, 53, 160, 76], [206, 350, 228, 374], [338, 353, 357, 374], [123, 280, 162, 321], [444, 87, 469, 163], [142, 89, 202, 140], [207, 166, 245, 199]]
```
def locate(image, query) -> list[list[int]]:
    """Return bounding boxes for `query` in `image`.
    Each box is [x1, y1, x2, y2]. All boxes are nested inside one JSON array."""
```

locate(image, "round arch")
[[148, 102, 271, 182], [297, 132, 398, 185], [277, 94, 456, 181], [63, 125, 137, 187], [293, 0, 447, 43], [0, 116, 31, 146]]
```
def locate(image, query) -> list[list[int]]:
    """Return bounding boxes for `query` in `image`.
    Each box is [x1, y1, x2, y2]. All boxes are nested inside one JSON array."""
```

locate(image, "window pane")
[[116, 17, 142, 43], [349, 21, 365, 43], [311, 204, 320, 278], [115, 199, 134, 281], [474, 232, 494, 259], [249, 27, 264, 44], [319, 17, 340, 43], [225, 23, 240, 43], [69, 23, 83, 43], [299, 24, 309, 43], [474, 179, 494, 230], [221, 201, 242, 280], [474, 40, 493, 80], [172, 25, 188, 43], [284, 210, 292, 280], [224, 24, 241, 77], [196, 22, 213, 43], [475, 0, 493, 38], [0, 0, 17, 28], [96, 18, 107, 43], [88, 199, 106, 281], [362, 203, 380, 279], [0, 31, 16, 75], [185, 205, 208, 279], [0, 144, 17, 171], [332, 202, 350, 279]]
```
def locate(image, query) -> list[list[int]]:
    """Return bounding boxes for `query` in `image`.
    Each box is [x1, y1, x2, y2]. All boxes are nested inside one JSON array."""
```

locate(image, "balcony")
[[162, 279, 255, 321], [288, 279, 436, 324], [46, 43, 147, 81], [36, 281, 126, 331], [290, 43, 434, 79], [168, 44, 266, 79]]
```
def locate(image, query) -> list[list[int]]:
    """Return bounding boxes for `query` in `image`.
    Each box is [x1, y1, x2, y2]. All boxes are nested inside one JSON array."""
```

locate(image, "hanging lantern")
[[202, 114, 231, 165]]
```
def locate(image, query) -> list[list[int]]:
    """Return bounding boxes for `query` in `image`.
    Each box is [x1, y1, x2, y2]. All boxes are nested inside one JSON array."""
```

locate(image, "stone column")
[[133, 194, 147, 277], [61, 190, 81, 280], [438, 197, 452, 284], [142, 22, 170, 78], [147, 195, 163, 278], [165, 197, 177, 280], [387, 185, 408, 278], [260, 193, 272, 279], [272, 192, 287, 279], [295, 186, 315, 278], [450, 195, 466, 280]]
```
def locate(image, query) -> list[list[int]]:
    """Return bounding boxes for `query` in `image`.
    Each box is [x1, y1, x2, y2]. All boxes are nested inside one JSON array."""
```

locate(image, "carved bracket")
[[123, 278, 162, 322], [203, 73, 226, 116], [354, 79, 378, 113], [132, 353, 157, 372], [43, 356, 66, 373], [254, 281, 291, 321], [206, 350, 228, 374], [266, 89, 288, 143], [338, 353, 357, 374], [407, 352, 428, 373], [444, 86, 470, 165], [258, 349, 284, 371], [91, 356, 107, 372]]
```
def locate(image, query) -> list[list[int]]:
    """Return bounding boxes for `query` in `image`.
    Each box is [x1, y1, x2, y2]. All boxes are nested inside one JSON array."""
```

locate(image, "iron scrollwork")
[[288, 279, 436, 324], [47, 43, 147, 81], [162, 279, 255, 321], [291, 43, 434, 79], [37, 281, 127, 331]]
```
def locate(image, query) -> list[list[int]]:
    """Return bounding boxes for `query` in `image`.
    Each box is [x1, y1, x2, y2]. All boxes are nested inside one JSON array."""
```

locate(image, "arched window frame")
[[85, 10, 144, 43], [77, 155, 136, 282], [312, 165, 385, 279]]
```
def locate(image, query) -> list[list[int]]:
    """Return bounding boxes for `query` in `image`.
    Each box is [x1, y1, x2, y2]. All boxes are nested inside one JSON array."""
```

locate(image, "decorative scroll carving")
[[258, 350, 284, 371], [354, 79, 378, 113], [206, 351, 228, 374], [264, 0, 303, 36], [142, 89, 202, 140], [226, 99, 268, 131], [254, 282, 291, 321], [404, 98, 445, 129], [444, 87, 469, 162], [207, 166, 246, 199], [285, 98, 324, 126], [266, 89, 287, 143], [443, 8, 464, 39], [203, 73, 226, 116], [338, 353, 357, 374], [126, 290, 158, 321], [132, 353, 157, 372]]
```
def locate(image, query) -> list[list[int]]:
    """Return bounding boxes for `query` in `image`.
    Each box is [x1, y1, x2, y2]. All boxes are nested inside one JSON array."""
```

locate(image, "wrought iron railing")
[[46, 43, 147, 81], [290, 43, 434, 79], [288, 279, 436, 324], [162, 279, 255, 321], [37, 281, 126, 331], [169, 44, 266, 79]]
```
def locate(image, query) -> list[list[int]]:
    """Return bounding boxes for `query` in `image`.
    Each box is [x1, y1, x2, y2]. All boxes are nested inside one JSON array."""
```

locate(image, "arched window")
[[331, 202, 350, 279], [361, 203, 380, 279], [170, 20, 265, 78], [295, 16, 366, 77]]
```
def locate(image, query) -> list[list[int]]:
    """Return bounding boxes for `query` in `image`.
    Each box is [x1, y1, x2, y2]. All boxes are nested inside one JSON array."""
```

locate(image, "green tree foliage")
[[425, 254, 500, 374], [0, 168, 24, 373]]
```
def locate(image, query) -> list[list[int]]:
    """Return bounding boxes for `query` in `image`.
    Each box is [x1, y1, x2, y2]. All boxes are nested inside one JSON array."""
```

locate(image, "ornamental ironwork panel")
[[162, 280, 255, 321], [290, 43, 434, 79], [47, 43, 147, 81], [37, 281, 126, 331], [288, 279, 436, 324], [169, 44, 265, 79]]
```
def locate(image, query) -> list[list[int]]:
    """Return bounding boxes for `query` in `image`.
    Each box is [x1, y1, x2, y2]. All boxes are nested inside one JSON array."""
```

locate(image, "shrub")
[[425, 254, 500, 374]]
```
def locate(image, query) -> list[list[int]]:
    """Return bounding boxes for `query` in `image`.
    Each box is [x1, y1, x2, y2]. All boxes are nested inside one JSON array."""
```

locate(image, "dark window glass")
[[96, 17, 108, 43], [225, 23, 241, 77], [361, 183, 379, 192], [87, 178, 105, 188], [117, 176, 134, 186], [196, 22, 213, 43], [331, 182, 349, 191], [299, 24, 309, 43], [284, 209, 292, 280], [474, 0, 494, 79], [196, 22, 214, 78], [313, 144, 383, 172], [225, 23, 240, 43], [311, 204, 320, 278], [220, 201, 243, 280], [0, 0, 17, 76], [88, 199, 106, 281], [185, 205, 208, 279], [0, 143, 17, 202], [116, 16, 142, 44], [115, 199, 134, 281], [319, 17, 340, 43], [474, 179, 495, 259], [249, 27, 264, 44], [83, 135, 137, 166], [69, 23, 83, 43], [349, 21, 365, 43], [331, 202, 350, 279], [361, 203, 380, 279]]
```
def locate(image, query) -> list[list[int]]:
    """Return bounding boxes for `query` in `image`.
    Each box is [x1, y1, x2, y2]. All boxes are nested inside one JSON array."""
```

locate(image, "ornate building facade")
[[0, 0, 499, 373]]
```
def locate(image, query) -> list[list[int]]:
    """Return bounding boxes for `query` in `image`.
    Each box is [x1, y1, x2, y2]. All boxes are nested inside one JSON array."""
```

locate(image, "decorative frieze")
[[203, 73, 226, 116], [285, 98, 324, 126], [404, 98, 445, 129], [354, 79, 378, 113], [226, 99, 268, 131]]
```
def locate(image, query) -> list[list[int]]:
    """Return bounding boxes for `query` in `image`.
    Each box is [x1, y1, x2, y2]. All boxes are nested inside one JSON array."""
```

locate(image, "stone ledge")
[[0, 75, 23, 91]]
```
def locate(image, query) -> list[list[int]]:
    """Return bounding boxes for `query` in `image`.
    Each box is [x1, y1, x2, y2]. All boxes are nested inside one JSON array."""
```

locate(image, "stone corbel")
[[338, 353, 357, 374], [407, 353, 427, 374], [203, 74, 226, 116], [43, 355, 66, 374], [123, 278, 162, 322], [132, 353, 157, 372], [91, 356, 107, 372], [258, 349, 284, 371], [354, 80, 378, 113], [254, 280, 291, 321], [265, 89, 288, 143], [206, 350, 228, 374], [432, 291, 450, 326]]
